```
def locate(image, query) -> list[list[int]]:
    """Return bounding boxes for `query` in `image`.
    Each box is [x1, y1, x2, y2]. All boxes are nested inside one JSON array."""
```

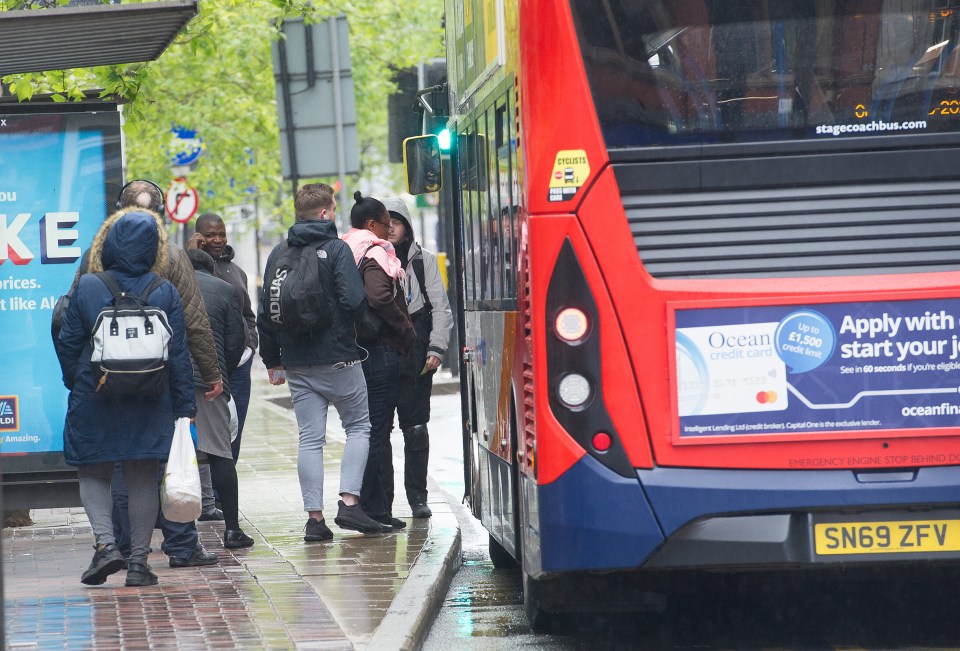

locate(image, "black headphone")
[[116, 179, 165, 215]]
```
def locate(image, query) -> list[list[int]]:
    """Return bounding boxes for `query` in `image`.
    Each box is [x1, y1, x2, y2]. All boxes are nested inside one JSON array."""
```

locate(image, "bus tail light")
[[546, 238, 633, 477], [592, 432, 612, 452], [557, 373, 591, 409], [554, 307, 590, 343]]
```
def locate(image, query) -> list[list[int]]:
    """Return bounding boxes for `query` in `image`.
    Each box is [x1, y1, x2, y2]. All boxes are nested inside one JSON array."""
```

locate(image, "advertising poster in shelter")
[[0, 111, 121, 462]]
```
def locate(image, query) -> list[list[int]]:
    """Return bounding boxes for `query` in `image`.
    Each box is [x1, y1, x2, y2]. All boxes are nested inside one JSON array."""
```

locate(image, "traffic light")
[[420, 59, 450, 150], [437, 128, 452, 151], [388, 67, 420, 164]]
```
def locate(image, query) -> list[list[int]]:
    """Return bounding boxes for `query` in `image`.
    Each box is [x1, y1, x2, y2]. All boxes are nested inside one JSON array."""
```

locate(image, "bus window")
[[569, 0, 960, 146]]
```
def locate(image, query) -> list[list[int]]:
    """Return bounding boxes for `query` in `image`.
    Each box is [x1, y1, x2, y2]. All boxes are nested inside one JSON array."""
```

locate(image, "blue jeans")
[[286, 363, 371, 512], [359, 342, 400, 520], [112, 462, 199, 560], [229, 357, 253, 462]]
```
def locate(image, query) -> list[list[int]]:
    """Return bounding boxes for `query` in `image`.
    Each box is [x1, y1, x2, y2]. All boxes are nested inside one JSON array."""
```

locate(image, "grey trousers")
[[78, 459, 159, 563], [286, 363, 371, 513]]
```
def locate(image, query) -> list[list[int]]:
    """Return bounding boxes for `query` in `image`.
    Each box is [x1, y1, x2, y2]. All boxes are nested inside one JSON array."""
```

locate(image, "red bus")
[[406, 0, 960, 628]]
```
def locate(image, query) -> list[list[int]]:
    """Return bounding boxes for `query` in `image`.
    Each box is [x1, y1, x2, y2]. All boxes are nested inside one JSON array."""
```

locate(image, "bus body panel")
[[527, 214, 653, 485], [537, 454, 663, 574], [517, 0, 608, 216]]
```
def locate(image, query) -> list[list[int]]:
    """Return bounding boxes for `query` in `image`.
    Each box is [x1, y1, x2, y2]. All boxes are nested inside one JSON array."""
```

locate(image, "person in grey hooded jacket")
[[383, 197, 453, 518]]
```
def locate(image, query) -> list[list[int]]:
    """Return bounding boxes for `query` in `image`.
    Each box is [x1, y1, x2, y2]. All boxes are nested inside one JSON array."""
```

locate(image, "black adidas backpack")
[[263, 240, 333, 333]]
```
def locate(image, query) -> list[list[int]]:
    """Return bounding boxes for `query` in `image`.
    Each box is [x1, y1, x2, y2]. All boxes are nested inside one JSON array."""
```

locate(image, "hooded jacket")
[[342, 227, 416, 355], [210, 245, 258, 352], [382, 198, 453, 362], [257, 218, 367, 368], [187, 249, 246, 396], [57, 210, 196, 466], [71, 212, 222, 386]]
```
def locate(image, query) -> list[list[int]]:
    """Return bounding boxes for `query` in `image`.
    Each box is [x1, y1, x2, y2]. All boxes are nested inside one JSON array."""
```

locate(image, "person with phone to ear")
[[188, 213, 259, 466]]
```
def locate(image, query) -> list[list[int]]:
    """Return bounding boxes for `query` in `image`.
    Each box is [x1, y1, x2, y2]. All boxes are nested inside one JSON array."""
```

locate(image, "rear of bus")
[[513, 0, 960, 601]]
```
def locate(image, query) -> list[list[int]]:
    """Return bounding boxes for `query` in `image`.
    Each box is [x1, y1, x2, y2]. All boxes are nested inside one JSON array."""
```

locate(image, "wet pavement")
[[3, 374, 461, 650]]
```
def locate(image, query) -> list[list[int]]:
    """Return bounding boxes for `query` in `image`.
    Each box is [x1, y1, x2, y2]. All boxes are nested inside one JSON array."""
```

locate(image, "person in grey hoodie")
[[383, 197, 453, 518]]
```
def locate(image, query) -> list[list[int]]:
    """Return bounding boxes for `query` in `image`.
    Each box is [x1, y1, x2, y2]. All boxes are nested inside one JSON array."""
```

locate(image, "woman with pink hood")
[[341, 191, 415, 530]]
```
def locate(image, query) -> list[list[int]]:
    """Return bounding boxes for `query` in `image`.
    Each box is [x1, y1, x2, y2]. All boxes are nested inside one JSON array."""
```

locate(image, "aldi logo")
[[0, 396, 19, 432]]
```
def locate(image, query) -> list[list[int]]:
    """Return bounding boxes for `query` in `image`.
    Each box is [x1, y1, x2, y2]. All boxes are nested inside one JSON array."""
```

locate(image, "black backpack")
[[89, 272, 172, 396], [263, 240, 332, 333]]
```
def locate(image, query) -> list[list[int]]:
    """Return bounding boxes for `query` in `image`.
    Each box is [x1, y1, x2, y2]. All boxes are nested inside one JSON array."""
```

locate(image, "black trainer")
[[375, 515, 407, 530], [334, 501, 390, 533], [198, 508, 224, 522], [411, 503, 432, 519], [224, 529, 255, 549], [304, 517, 334, 542], [169, 546, 218, 568], [80, 542, 125, 585], [125, 561, 159, 587]]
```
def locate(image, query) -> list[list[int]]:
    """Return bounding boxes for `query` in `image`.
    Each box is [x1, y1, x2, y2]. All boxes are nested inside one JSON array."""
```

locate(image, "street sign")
[[224, 203, 255, 222], [168, 125, 204, 166], [271, 16, 359, 179], [165, 178, 199, 223]]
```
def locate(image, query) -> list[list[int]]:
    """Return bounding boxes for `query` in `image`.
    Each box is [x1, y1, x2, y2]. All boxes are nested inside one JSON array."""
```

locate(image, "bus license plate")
[[814, 519, 960, 555]]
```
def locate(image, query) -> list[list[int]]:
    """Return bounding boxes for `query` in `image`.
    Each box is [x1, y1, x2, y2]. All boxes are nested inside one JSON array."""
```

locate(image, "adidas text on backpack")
[[264, 241, 332, 333], [90, 272, 172, 396]]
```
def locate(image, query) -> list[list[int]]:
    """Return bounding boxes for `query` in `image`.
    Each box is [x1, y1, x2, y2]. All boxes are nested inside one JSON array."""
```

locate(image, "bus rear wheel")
[[488, 533, 518, 569], [522, 571, 562, 633]]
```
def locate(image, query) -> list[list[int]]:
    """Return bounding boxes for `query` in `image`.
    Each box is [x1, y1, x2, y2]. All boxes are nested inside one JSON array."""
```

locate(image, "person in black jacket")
[[183, 249, 253, 550], [257, 183, 390, 541], [189, 212, 258, 463]]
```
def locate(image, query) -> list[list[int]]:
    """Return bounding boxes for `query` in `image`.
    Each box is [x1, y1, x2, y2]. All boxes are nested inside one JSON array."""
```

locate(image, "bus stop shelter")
[[0, 0, 197, 510], [0, 0, 197, 77]]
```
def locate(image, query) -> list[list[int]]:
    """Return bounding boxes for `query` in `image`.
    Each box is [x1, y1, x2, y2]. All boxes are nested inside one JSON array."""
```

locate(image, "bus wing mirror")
[[403, 135, 443, 195]]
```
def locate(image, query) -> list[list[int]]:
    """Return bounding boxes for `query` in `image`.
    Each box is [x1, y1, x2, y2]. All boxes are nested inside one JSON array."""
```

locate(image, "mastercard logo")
[[756, 391, 778, 404]]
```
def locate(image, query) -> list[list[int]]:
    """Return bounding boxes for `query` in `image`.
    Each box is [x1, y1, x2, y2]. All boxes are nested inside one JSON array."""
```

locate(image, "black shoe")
[[411, 503, 432, 518], [375, 515, 407, 530], [334, 501, 390, 533], [169, 546, 219, 568], [198, 508, 224, 522], [224, 529, 254, 549], [125, 561, 159, 586], [304, 517, 333, 542], [80, 543, 125, 585]]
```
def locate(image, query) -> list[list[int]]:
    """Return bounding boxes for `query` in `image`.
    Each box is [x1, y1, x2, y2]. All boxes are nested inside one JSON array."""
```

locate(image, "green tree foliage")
[[1, 0, 444, 220]]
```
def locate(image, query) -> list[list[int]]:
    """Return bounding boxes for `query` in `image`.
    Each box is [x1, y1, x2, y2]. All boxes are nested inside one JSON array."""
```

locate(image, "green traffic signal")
[[437, 128, 452, 151]]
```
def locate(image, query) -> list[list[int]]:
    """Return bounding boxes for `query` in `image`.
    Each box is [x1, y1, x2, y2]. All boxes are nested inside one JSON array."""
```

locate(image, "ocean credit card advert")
[[675, 299, 960, 438]]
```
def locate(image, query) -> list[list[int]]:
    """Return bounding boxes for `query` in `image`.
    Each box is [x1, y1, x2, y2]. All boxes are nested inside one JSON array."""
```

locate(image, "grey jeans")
[[286, 363, 371, 512], [78, 459, 158, 563]]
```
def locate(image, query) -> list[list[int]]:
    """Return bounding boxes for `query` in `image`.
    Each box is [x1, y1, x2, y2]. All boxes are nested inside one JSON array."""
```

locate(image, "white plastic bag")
[[161, 417, 202, 523], [227, 396, 239, 443]]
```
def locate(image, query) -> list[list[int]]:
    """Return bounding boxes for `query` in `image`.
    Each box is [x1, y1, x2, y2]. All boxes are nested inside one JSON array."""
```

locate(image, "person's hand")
[[204, 380, 224, 400], [424, 355, 442, 372], [268, 367, 286, 386], [186, 233, 206, 250]]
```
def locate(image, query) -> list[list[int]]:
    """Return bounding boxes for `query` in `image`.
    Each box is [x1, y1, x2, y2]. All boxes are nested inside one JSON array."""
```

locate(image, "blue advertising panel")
[[0, 111, 121, 466], [674, 298, 960, 439]]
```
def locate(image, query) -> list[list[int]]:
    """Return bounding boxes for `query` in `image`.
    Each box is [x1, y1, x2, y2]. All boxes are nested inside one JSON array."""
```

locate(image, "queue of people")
[[56, 180, 452, 587]]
